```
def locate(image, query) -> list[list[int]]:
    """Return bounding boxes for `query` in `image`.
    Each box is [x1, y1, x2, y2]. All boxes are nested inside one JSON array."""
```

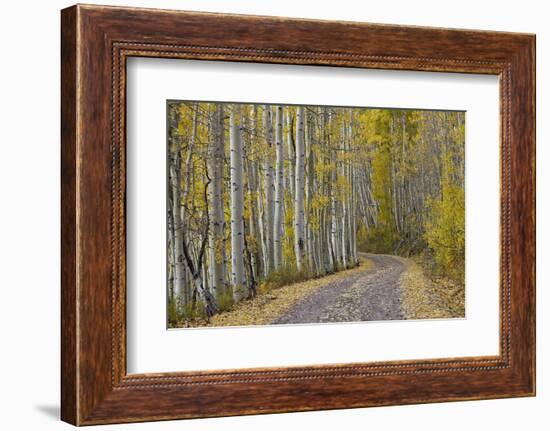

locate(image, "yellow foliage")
[[335, 174, 351, 196], [311, 194, 330, 210], [423, 184, 465, 283]]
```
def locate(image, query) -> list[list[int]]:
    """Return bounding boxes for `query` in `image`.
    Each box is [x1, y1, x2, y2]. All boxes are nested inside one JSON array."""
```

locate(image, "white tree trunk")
[[167, 205, 175, 300], [341, 201, 348, 268], [180, 235, 218, 317], [341, 122, 348, 268], [286, 110, 295, 200], [170, 150, 186, 307], [327, 111, 339, 270], [245, 156, 259, 281], [257, 187, 269, 275], [244, 107, 261, 280], [294, 106, 306, 272], [208, 105, 226, 297], [348, 110, 358, 266], [304, 113, 315, 269], [263, 105, 274, 274], [249, 106, 267, 278], [230, 109, 247, 302], [273, 106, 284, 269]]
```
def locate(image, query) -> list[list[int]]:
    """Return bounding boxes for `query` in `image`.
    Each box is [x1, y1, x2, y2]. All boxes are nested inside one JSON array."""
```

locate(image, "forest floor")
[[198, 253, 464, 328], [399, 256, 465, 319]]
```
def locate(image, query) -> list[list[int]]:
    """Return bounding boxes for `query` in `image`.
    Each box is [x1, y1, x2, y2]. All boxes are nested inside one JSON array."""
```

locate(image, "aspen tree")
[[294, 106, 306, 271], [170, 145, 185, 307], [263, 105, 274, 274], [230, 108, 247, 302], [207, 105, 227, 296], [273, 106, 284, 269]]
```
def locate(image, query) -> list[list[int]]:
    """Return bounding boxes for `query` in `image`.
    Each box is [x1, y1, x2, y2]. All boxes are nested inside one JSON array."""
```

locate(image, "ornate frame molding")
[[61, 5, 535, 425]]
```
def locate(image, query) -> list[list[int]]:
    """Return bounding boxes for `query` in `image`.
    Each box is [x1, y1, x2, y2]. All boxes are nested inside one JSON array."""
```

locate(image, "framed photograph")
[[61, 4, 535, 425]]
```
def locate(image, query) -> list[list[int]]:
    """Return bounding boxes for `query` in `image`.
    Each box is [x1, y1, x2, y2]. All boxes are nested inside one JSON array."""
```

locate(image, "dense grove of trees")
[[167, 102, 465, 321]]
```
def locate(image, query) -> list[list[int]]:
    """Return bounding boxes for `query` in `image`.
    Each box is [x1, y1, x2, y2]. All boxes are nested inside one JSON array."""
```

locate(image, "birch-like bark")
[[249, 106, 266, 278], [230, 109, 247, 302], [341, 202, 348, 268], [257, 185, 269, 276], [294, 106, 306, 271], [273, 106, 284, 269], [304, 112, 315, 269], [167, 204, 175, 300], [286, 110, 295, 200], [180, 232, 218, 318], [245, 107, 261, 280], [207, 105, 226, 297], [349, 110, 358, 265], [340, 121, 348, 268], [263, 105, 274, 274], [328, 111, 339, 270], [245, 156, 259, 281], [182, 104, 198, 204], [170, 148, 186, 307]]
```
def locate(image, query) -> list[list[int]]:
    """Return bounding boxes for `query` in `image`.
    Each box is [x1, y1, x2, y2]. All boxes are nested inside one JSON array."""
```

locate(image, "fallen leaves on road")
[[200, 257, 374, 328], [399, 257, 465, 320]]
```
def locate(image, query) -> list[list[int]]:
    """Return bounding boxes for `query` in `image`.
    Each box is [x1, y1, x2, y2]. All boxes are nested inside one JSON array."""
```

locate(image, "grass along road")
[[184, 253, 463, 328]]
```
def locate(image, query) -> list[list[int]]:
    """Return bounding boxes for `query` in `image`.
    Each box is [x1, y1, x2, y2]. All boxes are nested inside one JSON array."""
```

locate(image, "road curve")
[[273, 254, 406, 324]]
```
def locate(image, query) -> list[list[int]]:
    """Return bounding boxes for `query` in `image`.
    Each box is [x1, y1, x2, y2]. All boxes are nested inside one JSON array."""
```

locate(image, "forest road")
[[273, 254, 406, 324]]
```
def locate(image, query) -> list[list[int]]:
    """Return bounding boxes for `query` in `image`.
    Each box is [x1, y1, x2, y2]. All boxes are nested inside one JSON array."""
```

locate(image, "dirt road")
[[273, 254, 406, 324]]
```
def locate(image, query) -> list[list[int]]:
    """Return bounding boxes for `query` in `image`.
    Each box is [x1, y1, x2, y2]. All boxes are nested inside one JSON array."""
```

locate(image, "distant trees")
[[354, 109, 465, 281], [167, 102, 465, 322]]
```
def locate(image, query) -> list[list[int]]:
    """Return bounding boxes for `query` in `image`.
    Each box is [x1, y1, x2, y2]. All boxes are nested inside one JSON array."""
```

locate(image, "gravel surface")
[[273, 254, 406, 324]]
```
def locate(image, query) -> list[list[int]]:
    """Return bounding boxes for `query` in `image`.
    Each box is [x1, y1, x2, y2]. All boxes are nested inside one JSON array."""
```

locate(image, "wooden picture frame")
[[61, 4, 535, 425]]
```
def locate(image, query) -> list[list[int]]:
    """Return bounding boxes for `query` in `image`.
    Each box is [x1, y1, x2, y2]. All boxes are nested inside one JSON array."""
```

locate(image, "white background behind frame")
[[126, 57, 500, 374]]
